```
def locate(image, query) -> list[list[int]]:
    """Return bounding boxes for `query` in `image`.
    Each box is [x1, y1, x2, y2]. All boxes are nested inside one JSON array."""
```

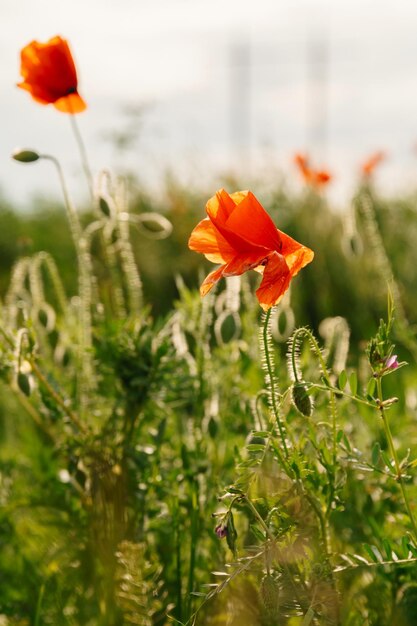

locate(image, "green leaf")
[[383, 539, 392, 560], [342, 433, 352, 452], [246, 444, 266, 453], [408, 543, 417, 557], [380, 450, 395, 473], [401, 535, 410, 558], [363, 544, 379, 563], [302, 608, 315, 626], [226, 511, 237, 555], [338, 370, 347, 390], [371, 442, 381, 466], [367, 377, 376, 397], [349, 371, 358, 396]]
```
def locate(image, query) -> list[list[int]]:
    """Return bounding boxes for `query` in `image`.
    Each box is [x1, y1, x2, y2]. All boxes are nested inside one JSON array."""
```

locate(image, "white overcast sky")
[[2, 0, 417, 207]]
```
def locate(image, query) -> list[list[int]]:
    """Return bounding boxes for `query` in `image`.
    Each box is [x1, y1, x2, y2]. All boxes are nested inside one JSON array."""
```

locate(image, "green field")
[[2, 170, 417, 625]]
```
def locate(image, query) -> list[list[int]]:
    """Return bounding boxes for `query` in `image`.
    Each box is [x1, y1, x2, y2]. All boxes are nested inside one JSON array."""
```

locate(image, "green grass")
[[1, 178, 417, 626]]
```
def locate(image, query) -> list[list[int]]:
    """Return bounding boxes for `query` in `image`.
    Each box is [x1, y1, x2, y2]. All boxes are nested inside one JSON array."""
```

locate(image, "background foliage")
[[1, 175, 417, 626]]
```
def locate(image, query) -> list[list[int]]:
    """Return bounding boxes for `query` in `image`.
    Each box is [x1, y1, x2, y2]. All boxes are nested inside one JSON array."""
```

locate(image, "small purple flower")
[[386, 355, 399, 370], [215, 524, 228, 539]]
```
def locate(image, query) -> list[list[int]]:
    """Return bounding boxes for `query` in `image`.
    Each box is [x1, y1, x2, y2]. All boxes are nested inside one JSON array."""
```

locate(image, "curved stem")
[[262, 308, 289, 460], [291, 327, 338, 514], [41, 155, 95, 416], [376, 376, 417, 542]]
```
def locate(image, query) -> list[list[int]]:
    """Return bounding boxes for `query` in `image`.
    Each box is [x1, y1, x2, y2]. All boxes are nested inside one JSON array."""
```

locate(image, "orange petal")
[[206, 189, 272, 254], [286, 246, 314, 276], [188, 218, 235, 264], [53, 92, 87, 113], [223, 251, 268, 277], [206, 189, 236, 225], [200, 265, 226, 297], [255, 251, 292, 310], [277, 230, 314, 273], [225, 191, 281, 250], [18, 36, 86, 113], [313, 170, 331, 186]]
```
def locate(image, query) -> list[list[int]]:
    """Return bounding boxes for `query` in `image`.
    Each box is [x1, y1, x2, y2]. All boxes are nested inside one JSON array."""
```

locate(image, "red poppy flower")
[[188, 189, 314, 310], [294, 153, 331, 188], [361, 151, 385, 177], [17, 36, 86, 114]]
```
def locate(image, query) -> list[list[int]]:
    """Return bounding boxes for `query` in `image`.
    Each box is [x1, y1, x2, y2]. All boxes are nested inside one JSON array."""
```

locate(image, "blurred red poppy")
[[18, 36, 86, 113], [294, 153, 331, 188], [361, 151, 385, 177], [188, 189, 314, 310]]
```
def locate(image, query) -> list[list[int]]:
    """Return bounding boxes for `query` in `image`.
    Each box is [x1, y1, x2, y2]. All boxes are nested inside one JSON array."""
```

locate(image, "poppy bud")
[[98, 197, 111, 217], [12, 149, 40, 163], [17, 372, 31, 397], [292, 382, 313, 417]]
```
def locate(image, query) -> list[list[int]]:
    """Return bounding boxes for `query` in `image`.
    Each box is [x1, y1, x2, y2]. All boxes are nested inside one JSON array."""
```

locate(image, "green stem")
[[29, 358, 87, 434], [69, 113, 94, 201], [186, 480, 200, 620], [244, 495, 310, 609], [262, 308, 289, 460], [376, 376, 417, 542], [291, 328, 338, 514], [41, 154, 95, 416]]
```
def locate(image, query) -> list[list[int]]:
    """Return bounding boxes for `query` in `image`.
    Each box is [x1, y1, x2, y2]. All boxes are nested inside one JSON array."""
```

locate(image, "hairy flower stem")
[[376, 376, 417, 542], [290, 328, 338, 514], [262, 309, 289, 464], [42, 155, 95, 416]]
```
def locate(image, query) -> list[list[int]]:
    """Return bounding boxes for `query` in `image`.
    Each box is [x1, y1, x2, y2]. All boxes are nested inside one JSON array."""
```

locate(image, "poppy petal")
[[223, 251, 268, 277], [188, 218, 235, 264], [206, 189, 236, 225], [255, 251, 292, 310], [53, 92, 87, 113], [200, 265, 226, 297], [206, 190, 271, 254], [285, 245, 314, 276], [277, 230, 315, 272], [18, 36, 86, 114], [225, 191, 281, 250]]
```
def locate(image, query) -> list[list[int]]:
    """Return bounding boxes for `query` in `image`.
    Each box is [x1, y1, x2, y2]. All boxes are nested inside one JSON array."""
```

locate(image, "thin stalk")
[[376, 376, 417, 542], [244, 495, 310, 610], [29, 359, 87, 434], [69, 113, 94, 200], [174, 497, 183, 622], [34, 583, 45, 626], [262, 308, 289, 459], [17, 393, 55, 441], [41, 154, 95, 416], [291, 328, 338, 514], [186, 479, 200, 620]]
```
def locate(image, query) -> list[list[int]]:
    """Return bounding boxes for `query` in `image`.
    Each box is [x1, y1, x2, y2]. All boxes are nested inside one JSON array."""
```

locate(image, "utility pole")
[[306, 36, 329, 161], [229, 39, 252, 173]]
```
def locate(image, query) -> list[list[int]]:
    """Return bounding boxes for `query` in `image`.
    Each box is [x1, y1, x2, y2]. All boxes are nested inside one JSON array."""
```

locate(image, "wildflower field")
[[3, 34, 417, 626]]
